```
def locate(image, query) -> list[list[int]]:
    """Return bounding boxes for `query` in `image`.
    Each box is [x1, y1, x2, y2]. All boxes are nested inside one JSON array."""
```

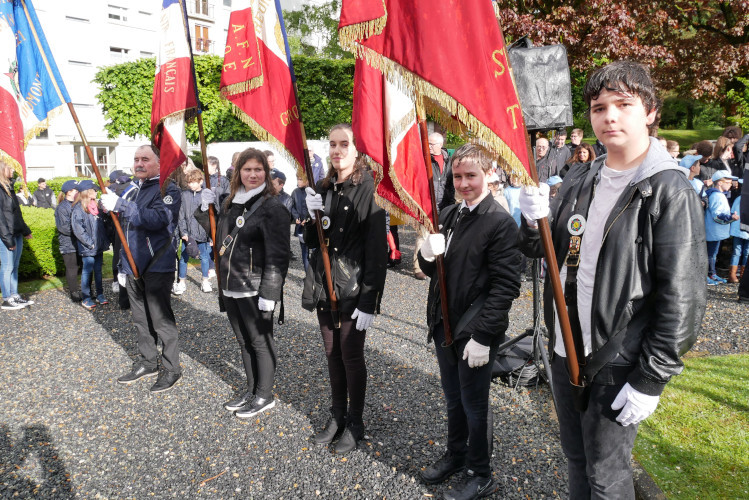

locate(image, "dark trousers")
[[740, 264, 749, 299], [224, 296, 276, 399], [62, 252, 80, 296], [551, 356, 638, 499], [126, 272, 181, 374], [317, 310, 367, 423], [113, 236, 130, 309], [433, 323, 499, 477]]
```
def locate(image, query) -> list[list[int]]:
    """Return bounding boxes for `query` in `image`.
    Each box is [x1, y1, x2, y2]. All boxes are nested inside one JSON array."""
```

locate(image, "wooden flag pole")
[[195, 113, 221, 294], [67, 102, 139, 279], [416, 117, 454, 351], [291, 81, 341, 328]]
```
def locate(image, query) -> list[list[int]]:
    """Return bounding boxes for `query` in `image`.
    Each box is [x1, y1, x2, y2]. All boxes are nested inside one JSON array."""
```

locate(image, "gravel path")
[[0, 226, 745, 498]]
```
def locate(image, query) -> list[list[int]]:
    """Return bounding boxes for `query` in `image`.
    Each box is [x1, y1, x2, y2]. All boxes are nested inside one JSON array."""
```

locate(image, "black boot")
[[334, 419, 363, 454], [312, 409, 345, 445], [420, 449, 466, 485]]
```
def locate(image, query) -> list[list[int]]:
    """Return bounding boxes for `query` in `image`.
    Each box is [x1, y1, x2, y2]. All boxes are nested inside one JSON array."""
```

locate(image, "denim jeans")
[[178, 240, 211, 279], [80, 253, 104, 301], [551, 356, 639, 499], [730, 237, 749, 266], [433, 323, 500, 477], [706, 240, 721, 276], [0, 234, 23, 299]]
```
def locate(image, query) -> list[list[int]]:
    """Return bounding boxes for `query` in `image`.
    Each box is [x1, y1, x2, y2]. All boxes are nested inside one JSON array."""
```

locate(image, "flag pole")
[[67, 103, 140, 279], [195, 113, 222, 294], [290, 83, 341, 329], [416, 113, 454, 352]]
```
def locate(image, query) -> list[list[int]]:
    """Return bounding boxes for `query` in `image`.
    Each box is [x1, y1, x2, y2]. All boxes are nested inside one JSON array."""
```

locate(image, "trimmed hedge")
[[14, 176, 95, 197], [18, 206, 65, 279]]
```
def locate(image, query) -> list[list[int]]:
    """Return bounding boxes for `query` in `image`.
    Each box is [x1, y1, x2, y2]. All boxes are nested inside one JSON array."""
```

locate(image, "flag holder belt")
[[218, 196, 265, 257]]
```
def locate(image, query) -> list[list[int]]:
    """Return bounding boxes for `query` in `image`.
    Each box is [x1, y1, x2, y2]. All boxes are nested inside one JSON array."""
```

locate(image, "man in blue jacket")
[[101, 145, 183, 393]]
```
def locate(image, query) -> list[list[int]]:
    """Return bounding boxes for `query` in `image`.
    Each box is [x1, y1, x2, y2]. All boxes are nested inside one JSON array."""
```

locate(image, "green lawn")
[[633, 354, 749, 499]]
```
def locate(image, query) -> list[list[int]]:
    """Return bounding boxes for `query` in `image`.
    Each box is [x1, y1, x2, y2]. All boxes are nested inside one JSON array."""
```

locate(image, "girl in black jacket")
[[54, 180, 81, 302], [416, 145, 521, 496], [303, 124, 387, 454], [199, 148, 290, 420], [0, 161, 33, 310]]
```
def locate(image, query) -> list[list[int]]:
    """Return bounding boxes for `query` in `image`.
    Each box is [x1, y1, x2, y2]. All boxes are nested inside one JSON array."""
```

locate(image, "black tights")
[[317, 310, 367, 423]]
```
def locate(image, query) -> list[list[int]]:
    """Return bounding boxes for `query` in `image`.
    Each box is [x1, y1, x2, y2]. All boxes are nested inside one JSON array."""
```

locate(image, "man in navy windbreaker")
[[101, 145, 183, 393]]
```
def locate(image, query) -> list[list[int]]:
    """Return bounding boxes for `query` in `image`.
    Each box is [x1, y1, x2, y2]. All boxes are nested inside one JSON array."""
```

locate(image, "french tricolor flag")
[[152, 0, 198, 185], [220, 0, 305, 178]]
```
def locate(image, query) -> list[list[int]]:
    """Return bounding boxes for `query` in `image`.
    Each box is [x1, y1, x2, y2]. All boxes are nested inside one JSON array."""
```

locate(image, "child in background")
[[290, 175, 311, 271], [174, 168, 213, 294], [547, 175, 563, 199], [71, 180, 110, 310], [705, 170, 741, 285], [488, 172, 509, 212], [729, 179, 748, 283]]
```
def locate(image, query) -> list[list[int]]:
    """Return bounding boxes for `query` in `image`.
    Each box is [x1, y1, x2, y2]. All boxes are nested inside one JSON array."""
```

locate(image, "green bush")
[[18, 206, 65, 279], [14, 176, 94, 198]]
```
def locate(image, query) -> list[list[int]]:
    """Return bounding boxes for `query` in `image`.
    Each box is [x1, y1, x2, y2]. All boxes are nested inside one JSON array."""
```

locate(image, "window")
[[191, 0, 213, 17], [223, 0, 231, 6], [35, 129, 49, 139], [194, 25, 211, 53], [74, 145, 113, 178], [110, 47, 129, 61], [69, 60, 92, 67], [108, 5, 128, 22]]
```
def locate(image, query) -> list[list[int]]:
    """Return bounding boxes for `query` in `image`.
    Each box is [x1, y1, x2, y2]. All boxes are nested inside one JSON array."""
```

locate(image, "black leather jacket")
[[302, 173, 387, 314], [203, 193, 290, 301], [0, 184, 31, 248], [519, 141, 707, 396]]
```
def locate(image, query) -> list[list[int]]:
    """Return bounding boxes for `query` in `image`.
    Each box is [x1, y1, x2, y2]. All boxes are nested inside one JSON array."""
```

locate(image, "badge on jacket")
[[163, 195, 173, 205], [236, 216, 245, 228]]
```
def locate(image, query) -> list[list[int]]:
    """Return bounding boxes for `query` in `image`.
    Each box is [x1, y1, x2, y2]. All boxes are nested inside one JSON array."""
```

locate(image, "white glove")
[[420, 233, 445, 262], [462, 338, 491, 368], [117, 272, 127, 287], [201, 189, 217, 211], [351, 308, 374, 331], [519, 184, 550, 226], [257, 297, 275, 312], [100, 188, 120, 212], [611, 382, 660, 426], [305, 187, 323, 219]]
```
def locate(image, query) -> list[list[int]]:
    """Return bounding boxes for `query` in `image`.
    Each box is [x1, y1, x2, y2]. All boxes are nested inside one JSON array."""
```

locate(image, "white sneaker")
[[208, 269, 216, 279], [112, 281, 119, 293], [172, 281, 186, 295], [201, 279, 212, 293]]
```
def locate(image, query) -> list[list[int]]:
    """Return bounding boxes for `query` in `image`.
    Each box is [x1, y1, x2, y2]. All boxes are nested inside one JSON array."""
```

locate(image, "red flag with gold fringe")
[[340, 0, 532, 194]]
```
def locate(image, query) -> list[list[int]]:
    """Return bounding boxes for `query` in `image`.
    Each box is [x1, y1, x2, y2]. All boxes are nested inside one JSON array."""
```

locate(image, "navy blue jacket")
[[71, 203, 110, 257], [54, 199, 77, 254], [115, 178, 181, 275]]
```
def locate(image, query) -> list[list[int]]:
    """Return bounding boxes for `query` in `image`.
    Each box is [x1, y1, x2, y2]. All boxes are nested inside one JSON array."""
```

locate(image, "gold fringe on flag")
[[227, 102, 303, 177], [22, 105, 64, 149], [338, 1, 388, 52], [220, 75, 264, 99], [343, 45, 535, 187]]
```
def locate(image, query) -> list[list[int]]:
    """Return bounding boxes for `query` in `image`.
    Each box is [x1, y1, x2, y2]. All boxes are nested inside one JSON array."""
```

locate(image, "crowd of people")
[[1, 60, 747, 499]]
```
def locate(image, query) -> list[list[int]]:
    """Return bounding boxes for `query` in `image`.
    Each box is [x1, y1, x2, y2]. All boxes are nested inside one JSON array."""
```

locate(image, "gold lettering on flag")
[[280, 106, 299, 127], [232, 23, 245, 33], [492, 49, 506, 78], [242, 57, 255, 68], [506, 104, 520, 129], [224, 61, 237, 71]]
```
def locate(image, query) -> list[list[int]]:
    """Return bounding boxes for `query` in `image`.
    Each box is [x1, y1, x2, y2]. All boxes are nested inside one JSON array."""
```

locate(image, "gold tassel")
[[221, 75, 264, 98], [22, 105, 64, 148], [338, 1, 388, 52]]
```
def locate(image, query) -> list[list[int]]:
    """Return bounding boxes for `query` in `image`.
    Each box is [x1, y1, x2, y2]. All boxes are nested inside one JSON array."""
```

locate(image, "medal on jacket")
[[565, 214, 586, 267], [321, 216, 331, 230], [235, 215, 245, 228]]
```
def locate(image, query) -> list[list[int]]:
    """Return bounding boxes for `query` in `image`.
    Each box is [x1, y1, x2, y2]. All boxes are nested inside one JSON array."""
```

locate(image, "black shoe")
[[224, 391, 255, 412], [149, 371, 182, 393], [420, 450, 466, 485], [70, 291, 82, 303], [312, 414, 345, 445], [1, 297, 26, 310], [13, 294, 34, 306], [235, 396, 275, 418], [414, 271, 427, 280], [333, 423, 363, 454], [443, 470, 497, 500], [117, 364, 158, 384], [739, 295, 749, 303]]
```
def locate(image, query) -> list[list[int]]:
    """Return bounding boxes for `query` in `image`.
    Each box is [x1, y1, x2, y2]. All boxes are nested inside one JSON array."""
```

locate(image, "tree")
[[94, 55, 355, 143], [283, 1, 352, 59], [93, 55, 254, 143], [494, 1, 749, 105]]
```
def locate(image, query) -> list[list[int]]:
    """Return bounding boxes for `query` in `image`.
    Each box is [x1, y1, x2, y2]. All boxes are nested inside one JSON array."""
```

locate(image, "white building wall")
[[26, 0, 234, 181]]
